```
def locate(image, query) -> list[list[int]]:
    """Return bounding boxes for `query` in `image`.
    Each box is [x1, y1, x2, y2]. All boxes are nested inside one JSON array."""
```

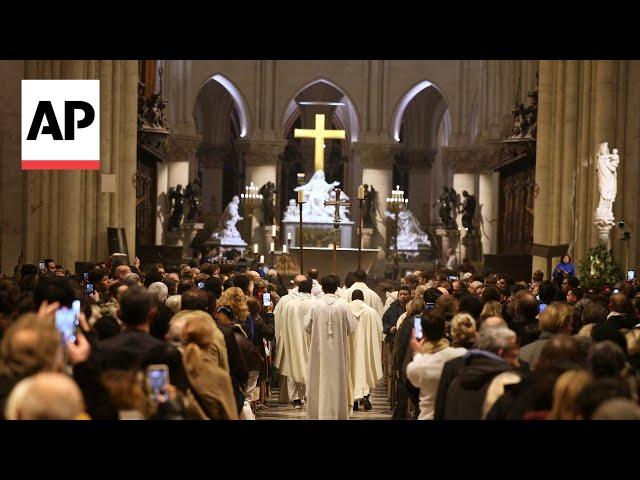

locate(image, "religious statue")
[[511, 102, 526, 137], [385, 209, 431, 251], [460, 190, 477, 232], [184, 178, 202, 223], [362, 184, 378, 229], [289, 170, 342, 222], [524, 89, 538, 139], [434, 186, 458, 229], [259, 181, 277, 226], [284, 199, 298, 219], [595, 142, 619, 218], [211, 196, 246, 245], [167, 185, 185, 232]]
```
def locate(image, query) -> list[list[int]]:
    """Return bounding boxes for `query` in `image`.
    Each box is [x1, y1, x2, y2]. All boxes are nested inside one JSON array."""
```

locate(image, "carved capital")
[[236, 139, 288, 166], [352, 142, 402, 170], [198, 143, 231, 169], [165, 134, 202, 163], [443, 145, 499, 173]]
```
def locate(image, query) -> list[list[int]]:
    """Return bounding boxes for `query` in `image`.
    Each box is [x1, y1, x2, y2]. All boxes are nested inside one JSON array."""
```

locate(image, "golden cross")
[[294, 114, 346, 171]]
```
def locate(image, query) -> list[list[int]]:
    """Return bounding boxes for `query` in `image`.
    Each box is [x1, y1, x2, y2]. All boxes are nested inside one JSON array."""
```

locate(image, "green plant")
[[577, 242, 623, 289]]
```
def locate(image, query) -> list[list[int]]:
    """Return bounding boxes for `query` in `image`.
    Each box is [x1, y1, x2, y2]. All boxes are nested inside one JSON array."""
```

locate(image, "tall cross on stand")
[[294, 114, 346, 171], [324, 187, 351, 274]]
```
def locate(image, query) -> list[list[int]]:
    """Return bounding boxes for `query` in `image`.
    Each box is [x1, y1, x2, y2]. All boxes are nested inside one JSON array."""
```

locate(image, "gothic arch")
[[280, 77, 361, 142], [194, 73, 251, 138]]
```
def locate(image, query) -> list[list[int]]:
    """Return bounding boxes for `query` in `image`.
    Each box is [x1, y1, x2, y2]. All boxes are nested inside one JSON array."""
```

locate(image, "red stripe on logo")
[[21, 161, 100, 170]]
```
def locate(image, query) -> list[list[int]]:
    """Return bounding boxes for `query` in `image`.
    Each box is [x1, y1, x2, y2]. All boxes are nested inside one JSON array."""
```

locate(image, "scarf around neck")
[[420, 338, 450, 354]]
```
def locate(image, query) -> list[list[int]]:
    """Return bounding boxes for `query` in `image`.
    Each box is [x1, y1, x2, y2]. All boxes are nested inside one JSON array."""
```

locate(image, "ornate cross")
[[294, 114, 346, 171], [324, 187, 351, 274]]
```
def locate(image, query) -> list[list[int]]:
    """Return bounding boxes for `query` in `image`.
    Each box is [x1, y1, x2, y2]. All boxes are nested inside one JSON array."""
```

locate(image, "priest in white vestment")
[[304, 274, 357, 420], [340, 270, 383, 315], [274, 280, 315, 408], [348, 289, 384, 410]]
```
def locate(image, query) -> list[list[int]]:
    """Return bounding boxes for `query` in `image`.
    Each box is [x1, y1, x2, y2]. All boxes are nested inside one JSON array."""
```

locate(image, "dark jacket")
[[382, 300, 406, 346], [150, 303, 174, 340], [443, 350, 513, 420], [92, 329, 166, 371], [218, 324, 249, 413], [509, 314, 537, 337], [434, 355, 465, 420], [607, 313, 636, 331], [392, 314, 417, 378]]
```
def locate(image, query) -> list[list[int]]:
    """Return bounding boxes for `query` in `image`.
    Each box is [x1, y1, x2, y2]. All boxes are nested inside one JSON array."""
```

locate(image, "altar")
[[284, 247, 379, 279], [282, 220, 354, 248]]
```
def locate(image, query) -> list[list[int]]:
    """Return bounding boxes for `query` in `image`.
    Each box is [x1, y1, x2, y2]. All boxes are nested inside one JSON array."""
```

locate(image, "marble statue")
[[168, 184, 185, 232], [284, 199, 298, 219], [460, 190, 477, 232], [211, 195, 247, 246], [385, 208, 431, 251], [595, 142, 619, 218], [285, 170, 348, 223]]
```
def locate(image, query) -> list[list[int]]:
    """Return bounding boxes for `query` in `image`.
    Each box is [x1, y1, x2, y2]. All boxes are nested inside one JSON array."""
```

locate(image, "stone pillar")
[[24, 60, 137, 268], [0, 60, 24, 274], [479, 171, 499, 255], [353, 142, 400, 261], [198, 144, 229, 229], [407, 149, 435, 228]]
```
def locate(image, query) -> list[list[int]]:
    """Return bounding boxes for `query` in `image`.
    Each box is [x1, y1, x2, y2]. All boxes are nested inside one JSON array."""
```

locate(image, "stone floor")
[[255, 379, 392, 420]]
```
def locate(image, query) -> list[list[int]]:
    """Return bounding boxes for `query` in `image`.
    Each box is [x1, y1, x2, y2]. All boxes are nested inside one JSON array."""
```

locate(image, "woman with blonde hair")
[[450, 313, 477, 349], [171, 310, 229, 372], [548, 369, 593, 420], [217, 287, 249, 324], [181, 315, 238, 420], [480, 300, 503, 322]]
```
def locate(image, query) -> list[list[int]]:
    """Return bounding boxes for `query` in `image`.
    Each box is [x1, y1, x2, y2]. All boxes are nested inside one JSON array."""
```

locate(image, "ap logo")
[[22, 80, 100, 170]]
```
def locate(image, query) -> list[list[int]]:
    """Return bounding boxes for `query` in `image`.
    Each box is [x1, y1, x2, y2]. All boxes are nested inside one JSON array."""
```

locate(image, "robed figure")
[[460, 190, 477, 232], [340, 272, 384, 315], [348, 291, 384, 403], [304, 283, 357, 420], [168, 184, 185, 232], [273, 283, 315, 405]]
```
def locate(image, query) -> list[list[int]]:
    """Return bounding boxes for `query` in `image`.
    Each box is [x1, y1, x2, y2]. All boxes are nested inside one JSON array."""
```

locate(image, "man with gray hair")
[[123, 273, 142, 287], [149, 281, 173, 340], [439, 326, 520, 420]]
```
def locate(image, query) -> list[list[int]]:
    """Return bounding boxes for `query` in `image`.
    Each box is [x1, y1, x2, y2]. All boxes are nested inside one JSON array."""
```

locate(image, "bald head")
[[248, 270, 261, 281], [307, 268, 319, 280], [116, 264, 131, 281], [294, 275, 307, 287], [481, 316, 508, 329], [6, 372, 85, 420]]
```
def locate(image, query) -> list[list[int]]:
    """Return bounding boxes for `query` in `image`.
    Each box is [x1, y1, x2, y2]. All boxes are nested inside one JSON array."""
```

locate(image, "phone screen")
[[197, 282, 205, 289], [38, 261, 45, 270], [448, 275, 458, 281], [83, 272, 89, 282], [414, 316, 423, 340], [628, 270, 635, 281], [86, 283, 94, 295], [263, 292, 271, 306], [147, 366, 169, 403], [55, 307, 78, 344]]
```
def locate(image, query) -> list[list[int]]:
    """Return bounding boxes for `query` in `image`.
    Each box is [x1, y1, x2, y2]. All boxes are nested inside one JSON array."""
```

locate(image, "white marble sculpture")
[[594, 142, 620, 243], [284, 170, 350, 223], [385, 208, 431, 252], [211, 195, 247, 246]]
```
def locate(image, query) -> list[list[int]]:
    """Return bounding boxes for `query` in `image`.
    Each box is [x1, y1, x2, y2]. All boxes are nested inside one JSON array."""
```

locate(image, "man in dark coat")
[[443, 325, 521, 420]]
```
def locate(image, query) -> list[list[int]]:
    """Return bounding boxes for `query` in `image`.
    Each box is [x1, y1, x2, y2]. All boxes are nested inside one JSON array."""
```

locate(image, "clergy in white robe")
[[340, 270, 383, 315], [348, 290, 384, 402], [307, 268, 324, 298], [304, 275, 357, 420], [274, 280, 315, 405]]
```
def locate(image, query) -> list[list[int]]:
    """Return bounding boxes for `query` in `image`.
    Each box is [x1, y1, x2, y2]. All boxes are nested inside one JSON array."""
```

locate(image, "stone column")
[[407, 149, 435, 228], [24, 60, 137, 268], [479, 171, 499, 255], [198, 144, 229, 229], [353, 142, 400, 261]]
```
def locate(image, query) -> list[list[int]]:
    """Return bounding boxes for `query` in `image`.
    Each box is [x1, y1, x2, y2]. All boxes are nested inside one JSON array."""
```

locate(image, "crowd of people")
[[1, 247, 639, 420]]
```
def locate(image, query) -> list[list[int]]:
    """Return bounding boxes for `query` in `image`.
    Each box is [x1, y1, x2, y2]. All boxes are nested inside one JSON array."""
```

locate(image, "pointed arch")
[[195, 73, 251, 138]]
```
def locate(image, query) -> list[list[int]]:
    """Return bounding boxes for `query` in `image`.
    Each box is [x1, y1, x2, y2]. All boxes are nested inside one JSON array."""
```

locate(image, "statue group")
[[167, 178, 202, 232], [285, 170, 351, 223], [434, 187, 476, 232]]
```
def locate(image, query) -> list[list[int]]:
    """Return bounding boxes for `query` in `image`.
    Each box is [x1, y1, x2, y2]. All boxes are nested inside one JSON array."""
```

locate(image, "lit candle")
[[253, 243, 259, 254], [358, 185, 365, 200], [282, 244, 288, 254], [287, 232, 292, 241], [271, 224, 276, 237], [297, 189, 305, 203], [259, 255, 264, 264], [328, 243, 334, 249], [270, 242, 275, 252]]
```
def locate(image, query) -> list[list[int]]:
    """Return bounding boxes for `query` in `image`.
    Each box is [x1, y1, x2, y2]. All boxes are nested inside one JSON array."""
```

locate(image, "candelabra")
[[386, 185, 408, 275], [240, 182, 263, 217]]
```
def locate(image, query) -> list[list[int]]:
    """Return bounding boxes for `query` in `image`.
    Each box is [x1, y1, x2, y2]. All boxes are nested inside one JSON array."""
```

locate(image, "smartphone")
[[86, 283, 94, 295], [414, 316, 423, 340], [197, 282, 205, 289], [628, 270, 635, 281], [55, 307, 79, 344], [83, 272, 89, 282], [448, 275, 458, 281], [38, 261, 45, 271], [536, 294, 540, 301], [146, 365, 170, 404], [613, 288, 620, 294], [263, 291, 271, 306]]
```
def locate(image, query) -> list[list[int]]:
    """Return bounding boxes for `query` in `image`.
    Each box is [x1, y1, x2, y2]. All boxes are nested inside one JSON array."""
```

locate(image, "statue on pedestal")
[[363, 184, 378, 229], [434, 186, 458, 229], [596, 142, 619, 218], [460, 190, 477, 232], [211, 196, 246, 245], [168, 185, 185, 232], [288, 170, 343, 223], [385, 209, 431, 251], [259, 181, 276, 226], [184, 178, 202, 223]]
